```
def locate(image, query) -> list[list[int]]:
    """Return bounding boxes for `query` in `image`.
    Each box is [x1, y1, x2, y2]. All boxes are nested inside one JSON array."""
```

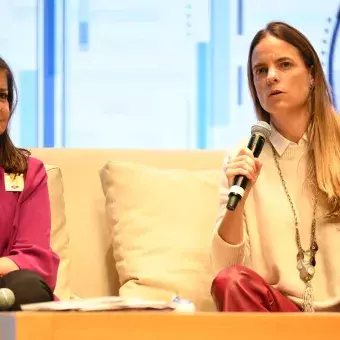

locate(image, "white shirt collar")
[[269, 122, 308, 156]]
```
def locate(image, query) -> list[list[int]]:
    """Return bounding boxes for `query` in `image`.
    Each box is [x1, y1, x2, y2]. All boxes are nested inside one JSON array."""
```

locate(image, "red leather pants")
[[211, 265, 300, 312]]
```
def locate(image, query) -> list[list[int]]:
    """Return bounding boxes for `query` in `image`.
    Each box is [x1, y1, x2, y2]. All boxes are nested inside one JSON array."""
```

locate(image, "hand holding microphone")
[[226, 121, 271, 211], [225, 147, 262, 204]]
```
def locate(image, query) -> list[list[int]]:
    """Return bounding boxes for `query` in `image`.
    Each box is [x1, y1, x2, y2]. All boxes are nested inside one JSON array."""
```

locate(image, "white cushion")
[[100, 160, 220, 311]]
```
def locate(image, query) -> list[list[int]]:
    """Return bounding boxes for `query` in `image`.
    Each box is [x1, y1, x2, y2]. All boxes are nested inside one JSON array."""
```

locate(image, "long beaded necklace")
[[271, 145, 318, 312]]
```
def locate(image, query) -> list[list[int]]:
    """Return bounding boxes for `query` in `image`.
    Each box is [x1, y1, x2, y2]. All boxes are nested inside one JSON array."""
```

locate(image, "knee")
[[1, 270, 53, 305], [211, 266, 254, 311], [211, 265, 252, 293], [4, 269, 43, 286]]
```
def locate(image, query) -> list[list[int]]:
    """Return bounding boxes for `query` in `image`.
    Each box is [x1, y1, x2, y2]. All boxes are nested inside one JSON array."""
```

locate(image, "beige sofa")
[[30, 148, 226, 311]]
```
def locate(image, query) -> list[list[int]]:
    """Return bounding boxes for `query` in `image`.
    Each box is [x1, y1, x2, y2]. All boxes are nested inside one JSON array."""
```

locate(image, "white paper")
[[21, 296, 184, 312]]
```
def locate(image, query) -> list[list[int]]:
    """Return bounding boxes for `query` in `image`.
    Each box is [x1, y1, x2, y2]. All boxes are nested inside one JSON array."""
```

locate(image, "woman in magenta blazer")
[[0, 57, 59, 310]]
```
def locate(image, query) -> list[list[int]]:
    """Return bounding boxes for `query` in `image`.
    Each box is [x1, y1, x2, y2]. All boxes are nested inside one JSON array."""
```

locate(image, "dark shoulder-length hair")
[[0, 57, 30, 174]]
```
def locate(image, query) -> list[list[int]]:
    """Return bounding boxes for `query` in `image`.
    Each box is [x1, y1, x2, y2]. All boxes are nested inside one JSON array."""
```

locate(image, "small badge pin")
[[4, 173, 24, 192]]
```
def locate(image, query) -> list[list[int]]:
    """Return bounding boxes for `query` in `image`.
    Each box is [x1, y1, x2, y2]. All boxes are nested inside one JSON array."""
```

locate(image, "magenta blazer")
[[0, 157, 59, 291]]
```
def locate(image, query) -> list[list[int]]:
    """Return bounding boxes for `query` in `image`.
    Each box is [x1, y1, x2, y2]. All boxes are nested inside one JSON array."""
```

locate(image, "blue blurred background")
[[1, 0, 339, 149]]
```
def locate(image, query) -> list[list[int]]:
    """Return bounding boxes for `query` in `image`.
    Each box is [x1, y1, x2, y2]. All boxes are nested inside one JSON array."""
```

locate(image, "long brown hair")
[[248, 21, 340, 218], [0, 57, 30, 174]]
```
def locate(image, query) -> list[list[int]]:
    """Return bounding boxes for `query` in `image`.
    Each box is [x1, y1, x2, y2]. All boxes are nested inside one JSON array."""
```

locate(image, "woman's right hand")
[[224, 147, 263, 199]]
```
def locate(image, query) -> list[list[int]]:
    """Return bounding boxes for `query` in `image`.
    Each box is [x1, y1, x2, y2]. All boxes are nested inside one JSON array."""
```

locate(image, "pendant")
[[296, 250, 316, 283], [310, 256, 316, 266], [299, 267, 309, 281], [311, 241, 318, 252]]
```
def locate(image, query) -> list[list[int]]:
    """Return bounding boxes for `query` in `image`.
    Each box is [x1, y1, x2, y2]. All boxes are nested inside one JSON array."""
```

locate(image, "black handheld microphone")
[[227, 121, 271, 211]]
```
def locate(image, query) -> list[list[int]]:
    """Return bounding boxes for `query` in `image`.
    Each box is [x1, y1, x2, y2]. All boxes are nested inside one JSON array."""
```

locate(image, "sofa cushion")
[[45, 165, 71, 300], [100, 160, 220, 311]]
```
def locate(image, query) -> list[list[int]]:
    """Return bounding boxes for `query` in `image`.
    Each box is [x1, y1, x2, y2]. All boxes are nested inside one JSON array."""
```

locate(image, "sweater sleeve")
[[210, 153, 251, 275], [6, 158, 59, 290]]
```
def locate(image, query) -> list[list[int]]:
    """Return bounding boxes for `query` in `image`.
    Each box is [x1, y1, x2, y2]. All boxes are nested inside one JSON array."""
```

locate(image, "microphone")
[[0, 288, 15, 310], [227, 121, 271, 211]]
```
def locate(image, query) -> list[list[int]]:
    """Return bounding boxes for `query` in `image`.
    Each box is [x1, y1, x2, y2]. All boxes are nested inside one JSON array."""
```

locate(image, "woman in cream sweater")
[[211, 21, 340, 313]]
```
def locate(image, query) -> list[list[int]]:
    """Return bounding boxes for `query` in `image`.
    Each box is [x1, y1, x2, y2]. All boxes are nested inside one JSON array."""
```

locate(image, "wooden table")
[[0, 311, 339, 340]]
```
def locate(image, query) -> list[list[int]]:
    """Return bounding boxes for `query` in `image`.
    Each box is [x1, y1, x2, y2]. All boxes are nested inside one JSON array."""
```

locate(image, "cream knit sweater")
[[211, 126, 340, 311]]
